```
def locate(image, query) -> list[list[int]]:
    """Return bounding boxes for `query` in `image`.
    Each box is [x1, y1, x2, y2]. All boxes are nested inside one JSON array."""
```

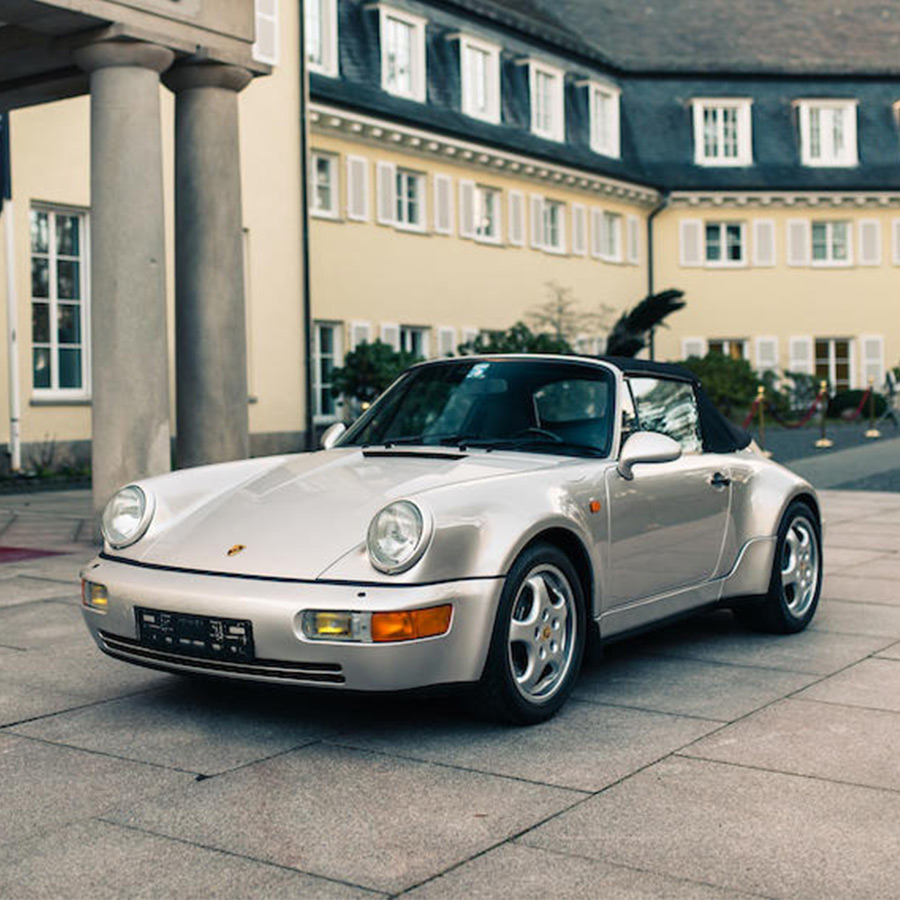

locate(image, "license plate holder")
[[136, 607, 255, 662]]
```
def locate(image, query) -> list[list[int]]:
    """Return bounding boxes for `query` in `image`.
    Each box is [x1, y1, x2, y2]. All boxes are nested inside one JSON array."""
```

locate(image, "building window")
[[798, 100, 857, 167], [708, 339, 749, 361], [401, 325, 429, 358], [474, 185, 500, 242], [692, 98, 752, 166], [815, 338, 852, 392], [314, 322, 342, 420], [306, 0, 338, 76], [396, 169, 425, 229], [30, 208, 89, 398], [460, 36, 500, 124], [379, 7, 426, 102], [811, 221, 851, 265], [310, 152, 338, 217], [529, 61, 565, 142], [601, 211, 622, 262], [589, 82, 620, 157], [705, 222, 745, 265], [543, 199, 565, 251]]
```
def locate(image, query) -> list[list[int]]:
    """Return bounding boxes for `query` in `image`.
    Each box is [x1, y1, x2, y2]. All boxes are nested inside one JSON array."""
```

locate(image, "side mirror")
[[320, 422, 347, 450], [617, 431, 682, 480]]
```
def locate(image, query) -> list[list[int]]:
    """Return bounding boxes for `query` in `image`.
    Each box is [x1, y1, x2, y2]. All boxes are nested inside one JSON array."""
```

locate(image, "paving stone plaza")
[[1, 439, 900, 898]]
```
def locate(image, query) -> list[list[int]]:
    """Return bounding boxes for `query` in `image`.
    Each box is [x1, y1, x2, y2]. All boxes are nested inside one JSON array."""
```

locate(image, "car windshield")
[[340, 359, 615, 457]]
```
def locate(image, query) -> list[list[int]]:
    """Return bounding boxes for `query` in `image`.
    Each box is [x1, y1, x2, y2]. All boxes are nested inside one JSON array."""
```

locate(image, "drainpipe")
[[646, 192, 669, 361], [3, 200, 20, 473], [299, 0, 315, 451]]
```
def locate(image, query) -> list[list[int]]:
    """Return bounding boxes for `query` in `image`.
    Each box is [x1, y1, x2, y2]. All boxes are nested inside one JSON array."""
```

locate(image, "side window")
[[628, 377, 703, 453], [619, 380, 638, 444]]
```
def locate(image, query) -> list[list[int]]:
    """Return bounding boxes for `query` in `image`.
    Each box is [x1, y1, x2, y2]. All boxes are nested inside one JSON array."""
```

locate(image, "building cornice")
[[309, 102, 660, 208], [669, 190, 900, 209]]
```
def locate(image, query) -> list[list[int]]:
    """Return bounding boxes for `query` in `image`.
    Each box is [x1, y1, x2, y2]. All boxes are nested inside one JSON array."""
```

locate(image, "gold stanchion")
[[865, 376, 881, 439], [815, 380, 833, 448], [756, 386, 772, 457]]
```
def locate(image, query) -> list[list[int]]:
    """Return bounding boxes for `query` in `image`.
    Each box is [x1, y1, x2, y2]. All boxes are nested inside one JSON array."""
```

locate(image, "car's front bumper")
[[80, 557, 505, 692]]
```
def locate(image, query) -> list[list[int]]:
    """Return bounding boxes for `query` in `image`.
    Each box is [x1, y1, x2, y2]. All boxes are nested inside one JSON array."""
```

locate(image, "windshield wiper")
[[441, 434, 604, 457]]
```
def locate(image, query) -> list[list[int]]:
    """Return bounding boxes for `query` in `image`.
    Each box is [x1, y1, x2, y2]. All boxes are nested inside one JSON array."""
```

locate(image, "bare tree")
[[526, 282, 616, 346]]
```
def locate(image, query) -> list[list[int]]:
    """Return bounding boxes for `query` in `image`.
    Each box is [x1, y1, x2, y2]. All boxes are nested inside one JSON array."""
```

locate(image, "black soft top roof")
[[600, 356, 697, 383]]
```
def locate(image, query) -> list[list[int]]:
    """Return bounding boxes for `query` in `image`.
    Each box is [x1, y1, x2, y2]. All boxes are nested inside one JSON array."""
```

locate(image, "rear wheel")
[[475, 543, 585, 725], [735, 501, 822, 634]]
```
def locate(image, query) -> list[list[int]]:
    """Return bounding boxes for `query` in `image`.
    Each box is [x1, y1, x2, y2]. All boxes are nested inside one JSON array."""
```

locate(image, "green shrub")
[[827, 389, 886, 419]]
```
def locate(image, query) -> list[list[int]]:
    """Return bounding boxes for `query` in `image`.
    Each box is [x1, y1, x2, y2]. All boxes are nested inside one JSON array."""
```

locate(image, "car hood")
[[119, 447, 561, 580]]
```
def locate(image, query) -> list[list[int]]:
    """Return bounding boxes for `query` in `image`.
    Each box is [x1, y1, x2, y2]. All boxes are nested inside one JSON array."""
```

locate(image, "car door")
[[604, 375, 731, 612]]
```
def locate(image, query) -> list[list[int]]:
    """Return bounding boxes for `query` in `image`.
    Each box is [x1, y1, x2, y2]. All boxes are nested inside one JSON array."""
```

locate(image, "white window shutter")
[[788, 336, 814, 375], [590, 208, 603, 258], [380, 323, 400, 350], [755, 336, 779, 373], [681, 337, 707, 359], [346, 156, 369, 222], [787, 219, 810, 267], [459, 180, 476, 238], [438, 326, 456, 357], [508, 191, 524, 246], [530, 194, 544, 249], [679, 219, 703, 267], [253, 0, 279, 65], [858, 219, 881, 266], [376, 161, 397, 225], [572, 204, 587, 256], [557, 204, 567, 253], [892, 219, 900, 265], [433, 174, 453, 235], [752, 219, 776, 267], [461, 327, 479, 350], [860, 335, 885, 386], [626, 215, 640, 264], [350, 321, 372, 350]]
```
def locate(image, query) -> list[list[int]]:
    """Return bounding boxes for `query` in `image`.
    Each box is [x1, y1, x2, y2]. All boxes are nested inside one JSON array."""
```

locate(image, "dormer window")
[[459, 35, 501, 124], [691, 98, 753, 166], [528, 60, 565, 142], [375, 5, 427, 102], [797, 100, 858, 167], [588, 81, 620, 158]]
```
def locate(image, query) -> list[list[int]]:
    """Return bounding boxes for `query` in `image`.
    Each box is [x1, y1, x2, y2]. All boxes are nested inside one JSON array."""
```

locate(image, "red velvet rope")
[[742, 389, 827, 430], [842, 387, 872, 422]]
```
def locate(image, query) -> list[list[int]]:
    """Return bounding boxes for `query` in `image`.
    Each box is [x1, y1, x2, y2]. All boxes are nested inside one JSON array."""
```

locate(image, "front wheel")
[[736, 501, 822, 634], [474, 543, 586, 725]]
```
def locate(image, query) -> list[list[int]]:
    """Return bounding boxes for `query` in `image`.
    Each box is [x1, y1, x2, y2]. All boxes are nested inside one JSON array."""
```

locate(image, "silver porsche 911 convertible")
[[81, 355, 822, 724]]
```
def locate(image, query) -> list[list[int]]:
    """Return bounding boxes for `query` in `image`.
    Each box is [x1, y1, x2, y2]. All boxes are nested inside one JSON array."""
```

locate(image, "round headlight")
[[101, 485, 155, 549], [367, 500, 430, 574]]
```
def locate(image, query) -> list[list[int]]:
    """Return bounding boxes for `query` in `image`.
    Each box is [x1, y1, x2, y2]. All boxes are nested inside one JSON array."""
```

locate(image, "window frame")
[[310, 151, 339, 219], [810, 220, 853, 267], [708, 338, 749, 361], [528, 60, 565, 142], [600, 211, 622, 263], [542, 198, 566, 253], [395, 168, 426, 232], [29, 205, 91, 401], [313, 321, 343, 423], [474, 184, 502, 243], [377, 5, 427, 103], [797, 99, 858, 167], [588, 81, 621, 158], [459, 34, 501, 124], [305, 0, 339, 77], [704, 221, 747, 268], [400, 325, 430, 359], [691, 98, 753, 167]]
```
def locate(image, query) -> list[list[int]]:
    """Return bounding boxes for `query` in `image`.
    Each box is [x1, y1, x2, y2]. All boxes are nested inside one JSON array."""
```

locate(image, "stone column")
[[73, 40, 175, 522], [163, 63, 253, 469]]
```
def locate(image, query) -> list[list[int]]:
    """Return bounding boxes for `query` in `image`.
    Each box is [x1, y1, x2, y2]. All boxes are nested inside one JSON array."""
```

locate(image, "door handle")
[[709, 472, 731, 488]]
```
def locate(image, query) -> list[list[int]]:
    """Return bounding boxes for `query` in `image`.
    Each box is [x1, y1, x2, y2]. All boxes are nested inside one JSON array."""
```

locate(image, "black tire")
[[473, 543, 586, 725], [735, 500, 822, 634]]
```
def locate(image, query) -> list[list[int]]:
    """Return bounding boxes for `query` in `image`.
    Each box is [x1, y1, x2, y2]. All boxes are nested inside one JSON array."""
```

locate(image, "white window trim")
[[30, 204, 92, 401], [542, 198, 566, 254], [600, 211, 623, 263], [306, 0, 339, 77], [374, 4, 427, 103], [394, 168, 427, 233], [527, 59, 565, 142], [810, 220, 854, 268], [473, 184, 502, 245], [313, 320, 343, 424], [400, 324, 431, 358], [691, 97, 753, 167], [796, 99, 858, 168], [458, 34, 501, 124], [587, 80, 621, 158], [704, 221, 747, 268], [310, 152, 340, 219]]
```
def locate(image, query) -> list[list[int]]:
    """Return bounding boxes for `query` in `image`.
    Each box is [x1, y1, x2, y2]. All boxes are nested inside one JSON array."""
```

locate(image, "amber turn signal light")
[[371, 604, 453, 643]]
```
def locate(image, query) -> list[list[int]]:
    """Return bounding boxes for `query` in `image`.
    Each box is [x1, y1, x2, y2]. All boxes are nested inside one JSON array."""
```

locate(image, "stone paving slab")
[[794, 657, 900, 713], [842, 556, 900, 581], [106, 743, 585, 895], [573, 649, 818, 721], [520, 756, 900, 900], [11, 680, 343, 776], [0, 820, 381, 900], [684, 697, 900, 791], [0, 552, 94, 582], [821, 572, 899, 604], [397, 843, 761, 900], [822, 522, 900, 552], [822, 546, 892, 574], [330, 698, 718, 793], [810, 597, 900, 637], [0, 733, 195, 846], [876, 640, 900, 660], [0, 574, 81, 607], [0, 598, 100, 649]]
